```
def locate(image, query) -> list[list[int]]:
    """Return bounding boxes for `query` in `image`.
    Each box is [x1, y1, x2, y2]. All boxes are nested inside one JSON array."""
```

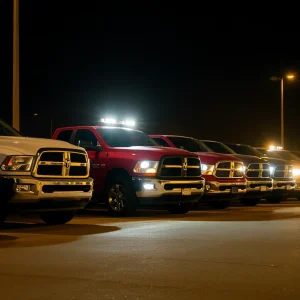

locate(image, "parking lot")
[[1, 201, 300, 299]]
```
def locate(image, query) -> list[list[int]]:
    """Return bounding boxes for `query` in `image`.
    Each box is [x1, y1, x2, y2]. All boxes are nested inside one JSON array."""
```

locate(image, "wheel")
[[40, 211, 75, 225], [168, 203, 192, 214], [240, 198, 260, 206], [106, 176, 137, 216], [266, 196, 286, 204], [211, 200, 230, 209]]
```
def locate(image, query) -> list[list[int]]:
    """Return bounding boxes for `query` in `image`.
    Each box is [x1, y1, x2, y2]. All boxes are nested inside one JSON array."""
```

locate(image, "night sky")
[[1, 2, 300, 149]]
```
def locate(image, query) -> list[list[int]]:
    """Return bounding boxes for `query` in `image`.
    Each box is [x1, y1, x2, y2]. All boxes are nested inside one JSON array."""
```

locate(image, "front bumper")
[[294, 180, 300, 191], [6, 176, 93, 212], [202, 181, 247, 199], [132, 177, 204, 204], [246, 179, 273, 193], [272, 178, 296, 192]]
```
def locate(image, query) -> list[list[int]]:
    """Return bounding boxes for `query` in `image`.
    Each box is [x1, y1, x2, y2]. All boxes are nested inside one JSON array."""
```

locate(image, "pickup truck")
[[53, 125, 205, 215], [200, 140, 273, 206], [255, 147, 300, 200], [150, 135, 247, 209], [223, 143, 295, 203], [0, 118, 93, 224]]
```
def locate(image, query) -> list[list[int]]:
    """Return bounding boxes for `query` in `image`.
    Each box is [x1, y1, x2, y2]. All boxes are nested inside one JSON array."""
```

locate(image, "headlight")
[[269, 166, 275, 175], [293, 169, 300, 176], [133, 160, 159, 174], [243, 166, 247, 172], [201, 164, 214, 175], [1, 156, 34, 172]]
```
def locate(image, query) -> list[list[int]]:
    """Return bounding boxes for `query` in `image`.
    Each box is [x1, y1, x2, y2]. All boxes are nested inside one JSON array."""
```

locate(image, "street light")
[[270, 74, 295, 148], [13, 0, 19, 131]]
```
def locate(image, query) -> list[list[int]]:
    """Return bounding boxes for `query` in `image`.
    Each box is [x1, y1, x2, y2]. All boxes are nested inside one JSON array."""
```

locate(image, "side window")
[[152, 138, 170, 147], [56, 130, 72, 142], [75, 129, 99, 147]]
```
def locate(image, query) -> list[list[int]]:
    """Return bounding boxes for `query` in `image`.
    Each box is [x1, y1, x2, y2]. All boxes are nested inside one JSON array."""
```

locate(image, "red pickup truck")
[[53, 126, 205, 215], [150, 135, 247, 209]]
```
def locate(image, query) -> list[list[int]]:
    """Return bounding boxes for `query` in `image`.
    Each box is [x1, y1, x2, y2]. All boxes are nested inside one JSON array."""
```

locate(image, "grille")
[[34, 150, 89, 178], [159, 156, 201, 178], [274, 165, 293, 178], [246, 163, 270, 178], [214, 161, 244, 178]]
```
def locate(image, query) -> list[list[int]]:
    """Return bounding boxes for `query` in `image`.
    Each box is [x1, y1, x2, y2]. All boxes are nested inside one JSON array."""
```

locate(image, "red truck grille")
[[214, 161, 244, 178], [32, 149, 90, 178], [159, 156, 201, 178], [246, 163, 270, 178]]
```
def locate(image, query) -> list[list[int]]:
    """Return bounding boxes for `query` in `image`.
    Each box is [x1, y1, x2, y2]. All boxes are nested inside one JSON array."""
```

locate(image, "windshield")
[[270, 151, 299, 161], [225, 144, 263, 157], [202, 141, 235, 154], [97, 128, 158, 147], [257, 148, 283, 159], [168, 136, 208, 152], [0, 119, 22, 137]]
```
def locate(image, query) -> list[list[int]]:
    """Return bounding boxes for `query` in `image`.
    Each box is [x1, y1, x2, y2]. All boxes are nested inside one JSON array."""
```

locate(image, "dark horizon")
[[1, 2, 300, 149]]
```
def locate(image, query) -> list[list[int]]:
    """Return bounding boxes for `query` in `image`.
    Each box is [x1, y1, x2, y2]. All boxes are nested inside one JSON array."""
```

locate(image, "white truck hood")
[[0, 136, 84, 155]]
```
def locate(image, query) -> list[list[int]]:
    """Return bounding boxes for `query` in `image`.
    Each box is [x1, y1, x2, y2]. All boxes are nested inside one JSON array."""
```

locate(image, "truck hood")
[[230, 154, 269, 166], [110, 146, 198, 160], [263, 156, 291, 167], [0, 136, 83, 155], [193, 152, 242, 165]]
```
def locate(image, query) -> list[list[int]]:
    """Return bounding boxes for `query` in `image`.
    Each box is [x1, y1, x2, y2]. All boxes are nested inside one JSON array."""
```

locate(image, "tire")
[[105, 175, 137, 216], [240, 198, 260, 207], [168, 203, 192, 214], [211, 200, 231, 209], [40, 211, 75, 225]]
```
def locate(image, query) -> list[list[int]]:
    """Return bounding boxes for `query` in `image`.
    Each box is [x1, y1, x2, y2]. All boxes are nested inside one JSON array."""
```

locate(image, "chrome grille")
[[159, 156, 201, 177], [33, 150, 89, 178], [246, 163, 270, 178], [214, 161, 244, 178], [274, 165, 293, 178]]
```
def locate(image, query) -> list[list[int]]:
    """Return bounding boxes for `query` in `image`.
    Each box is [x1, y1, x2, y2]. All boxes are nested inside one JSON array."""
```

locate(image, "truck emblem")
[[64, 159, 71, 169], [183, 162, 188, 171]]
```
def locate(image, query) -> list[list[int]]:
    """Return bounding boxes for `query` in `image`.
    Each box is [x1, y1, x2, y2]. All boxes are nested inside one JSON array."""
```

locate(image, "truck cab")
[[150, 135, 247, 209], [0, 118, 93, 224], [53, 125, 205, 215]]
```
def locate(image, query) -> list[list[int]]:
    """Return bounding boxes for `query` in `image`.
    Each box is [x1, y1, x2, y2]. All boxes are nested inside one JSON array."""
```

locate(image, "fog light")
[[16, 185, 30, 192], [143, 183, 155, 190], [205, 184, 210, 191]]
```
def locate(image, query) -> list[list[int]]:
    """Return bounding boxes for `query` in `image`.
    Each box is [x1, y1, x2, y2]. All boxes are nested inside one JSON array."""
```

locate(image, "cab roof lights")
[[99, 118, 136, 127], [269, 145, 283, 150]]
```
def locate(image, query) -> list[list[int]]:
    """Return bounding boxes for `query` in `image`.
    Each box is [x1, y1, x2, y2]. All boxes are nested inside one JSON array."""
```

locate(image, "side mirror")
[[78, 140, 102, 152]]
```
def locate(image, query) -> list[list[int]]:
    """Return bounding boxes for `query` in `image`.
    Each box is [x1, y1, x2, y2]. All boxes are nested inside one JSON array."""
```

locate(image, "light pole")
[[13, 0, 20, 131], [34, 113, 53, 137], [270, 74, 295, 148]]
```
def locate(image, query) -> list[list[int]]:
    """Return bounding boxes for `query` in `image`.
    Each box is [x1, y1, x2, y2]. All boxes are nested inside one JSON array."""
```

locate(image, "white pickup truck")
[[0, 118, 93, 225]]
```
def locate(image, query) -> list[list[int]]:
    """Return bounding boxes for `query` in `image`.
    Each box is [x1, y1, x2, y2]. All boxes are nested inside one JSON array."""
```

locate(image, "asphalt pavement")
[[1, 202, 300, 299]]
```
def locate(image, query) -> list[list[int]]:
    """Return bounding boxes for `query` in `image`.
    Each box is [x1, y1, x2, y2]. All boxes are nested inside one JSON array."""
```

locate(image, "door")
[[74, 129, 107, 195]]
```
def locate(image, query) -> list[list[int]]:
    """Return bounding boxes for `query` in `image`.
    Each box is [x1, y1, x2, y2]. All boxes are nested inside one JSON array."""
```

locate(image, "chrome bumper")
[[272, 179, 296, 191], [133, 177, 204, 198], [294, 180, 300, 191], [204, 181, 247, 196], [7, 176, 93, 211], [246, 179, 273, 193]]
